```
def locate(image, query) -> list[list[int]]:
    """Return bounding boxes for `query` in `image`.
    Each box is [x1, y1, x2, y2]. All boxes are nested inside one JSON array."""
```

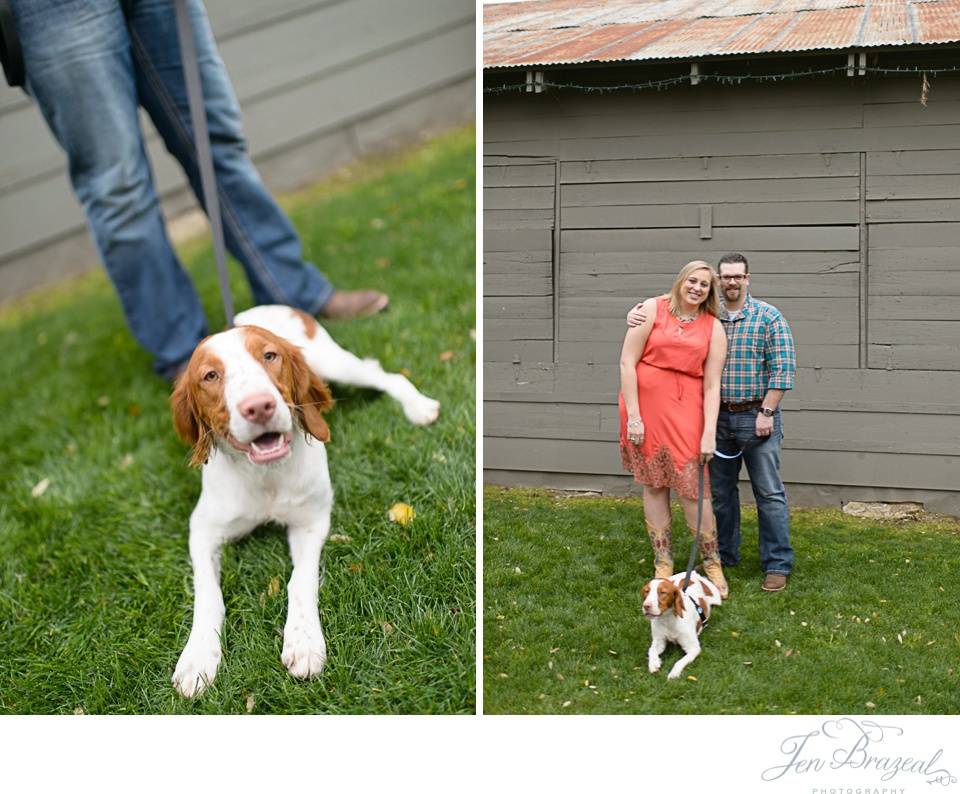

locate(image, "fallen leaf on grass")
[[549, 647, 560, 653], [388, 502, 415, 526], [469, 329, 477, 341], [31, 478, 50, 498], [127, 403, 142, 417], [687, 676, 698, 681], [513, 566, 522, 575], [246, 694, 255, 713], [743, 661, 753, 666], [267, 577, 282, 597], [348, 562, 364, 574], [97, 395, 110, 407], [438, 350, 455, 362], [498, 673, 508, 679], [73, 707, 85, 716], [381, 622, 394, 635], [120, 454, 135, 469], [329, 534, 352, 543], [865, 701, 876, 709], [375, 257, 390, 269], [562, 701, 571, 708]]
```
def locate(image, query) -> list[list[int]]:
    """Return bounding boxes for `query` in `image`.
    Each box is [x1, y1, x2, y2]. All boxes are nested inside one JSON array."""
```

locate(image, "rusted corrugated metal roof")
[[484, 0, 960, 68]]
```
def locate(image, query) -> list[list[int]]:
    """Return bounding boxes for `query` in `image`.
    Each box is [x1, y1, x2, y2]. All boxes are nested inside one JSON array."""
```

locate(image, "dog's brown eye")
[[204, 370, 219, 382], [264, 351, 278, 362]]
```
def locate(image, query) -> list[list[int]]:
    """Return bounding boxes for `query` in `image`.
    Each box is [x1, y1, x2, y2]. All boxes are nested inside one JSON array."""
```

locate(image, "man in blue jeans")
[[626, 252, 797, 592], [8, 0, 387, 381]]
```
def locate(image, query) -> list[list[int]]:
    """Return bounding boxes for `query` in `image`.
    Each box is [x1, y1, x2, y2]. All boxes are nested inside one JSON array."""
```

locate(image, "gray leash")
[[681, 462, 705, 592], [681, 448, 741, 591], [173, 0, 234, 328]]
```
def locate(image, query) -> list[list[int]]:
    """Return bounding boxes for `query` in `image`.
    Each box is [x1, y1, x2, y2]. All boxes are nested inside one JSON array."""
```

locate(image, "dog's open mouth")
[[230, 431, 292, 464]]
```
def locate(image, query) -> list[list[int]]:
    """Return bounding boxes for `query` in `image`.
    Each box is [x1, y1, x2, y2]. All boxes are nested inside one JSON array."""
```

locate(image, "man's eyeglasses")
[[720, 274, 746, 282]]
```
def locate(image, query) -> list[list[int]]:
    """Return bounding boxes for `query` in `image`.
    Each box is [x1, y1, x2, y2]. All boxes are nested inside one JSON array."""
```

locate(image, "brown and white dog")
[[169, 304, 439, 697], [641, 571, 722, 680]]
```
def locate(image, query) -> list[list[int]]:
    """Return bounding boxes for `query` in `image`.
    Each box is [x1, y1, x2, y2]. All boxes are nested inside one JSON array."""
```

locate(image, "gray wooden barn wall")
[[483, 75, 960, 516], [0, 0, 475, 300]]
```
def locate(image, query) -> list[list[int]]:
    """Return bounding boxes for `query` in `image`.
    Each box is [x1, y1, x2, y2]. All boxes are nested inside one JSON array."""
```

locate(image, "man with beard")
[[626, 253, 796, 592]]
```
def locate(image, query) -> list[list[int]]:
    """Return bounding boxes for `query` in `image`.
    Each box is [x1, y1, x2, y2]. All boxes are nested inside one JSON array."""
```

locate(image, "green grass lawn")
[[483, 486, 960, 715], [0, 127, 475, 714]]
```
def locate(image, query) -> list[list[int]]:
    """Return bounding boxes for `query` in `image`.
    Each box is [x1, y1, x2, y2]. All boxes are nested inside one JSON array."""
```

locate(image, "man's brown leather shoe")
[[319, 290, 389, 319], [761, 572, 788, 592]]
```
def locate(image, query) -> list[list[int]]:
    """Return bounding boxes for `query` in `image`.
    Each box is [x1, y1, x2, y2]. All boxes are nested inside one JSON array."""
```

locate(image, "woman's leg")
[[642, 485, 673, 578], [678, 493, 729, 598]]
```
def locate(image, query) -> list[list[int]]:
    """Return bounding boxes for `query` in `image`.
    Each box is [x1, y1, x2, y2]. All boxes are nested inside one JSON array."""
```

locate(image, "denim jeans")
[[12, 0, 335, 377], [709, 408, 793, 575]]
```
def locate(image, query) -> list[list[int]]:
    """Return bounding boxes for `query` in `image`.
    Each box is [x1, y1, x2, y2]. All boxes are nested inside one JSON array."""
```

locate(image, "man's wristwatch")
[[760, 406, 775, 417]]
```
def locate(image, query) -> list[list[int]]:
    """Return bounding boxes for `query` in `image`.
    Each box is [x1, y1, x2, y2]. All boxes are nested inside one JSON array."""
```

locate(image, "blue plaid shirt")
[[720, 294, 796, 403]]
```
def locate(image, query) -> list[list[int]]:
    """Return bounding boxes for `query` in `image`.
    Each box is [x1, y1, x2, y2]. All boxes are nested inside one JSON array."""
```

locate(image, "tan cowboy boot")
[[645, 519, 674, 579], [691, 516, 729, 599]]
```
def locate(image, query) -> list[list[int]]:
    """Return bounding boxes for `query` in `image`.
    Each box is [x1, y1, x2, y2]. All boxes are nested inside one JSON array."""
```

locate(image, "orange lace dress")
[[619, 296, 714, 500]]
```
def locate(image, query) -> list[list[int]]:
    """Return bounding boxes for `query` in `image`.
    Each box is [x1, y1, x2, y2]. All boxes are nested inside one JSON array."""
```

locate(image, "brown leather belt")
[[721, 400, 763, 413]]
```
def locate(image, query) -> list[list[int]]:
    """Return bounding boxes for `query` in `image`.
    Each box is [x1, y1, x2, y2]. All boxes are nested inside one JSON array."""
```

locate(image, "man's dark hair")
[[717, 253, 749, 273]]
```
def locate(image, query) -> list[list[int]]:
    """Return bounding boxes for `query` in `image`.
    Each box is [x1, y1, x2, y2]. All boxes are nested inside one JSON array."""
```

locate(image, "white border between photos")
[[1, 715, 958, 791]]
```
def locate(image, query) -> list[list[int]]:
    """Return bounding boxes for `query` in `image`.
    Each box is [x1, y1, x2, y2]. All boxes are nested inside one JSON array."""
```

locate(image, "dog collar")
[[686, 592, 708, 633]]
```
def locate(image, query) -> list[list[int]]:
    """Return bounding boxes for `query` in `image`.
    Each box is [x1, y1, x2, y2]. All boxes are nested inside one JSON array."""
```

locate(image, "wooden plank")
[[869, 270, 960, 296], [481, 436, 960, 490], [484, 341, 554, 363], [484, 186, 555, 210], [562, 227, 860, 253], [866, 175, 960, 200], [486, 406, 960, 457], [559, 313, 855, 346], [562, 201, 858, 229], [868, 344, 960, 371], [485, 125, 960, 162], [559, 271, 859, 299], [489, 102, 865, 143], [563, 178, 859, 206], [869, 296, 958, 321], [483, 163, 556, 187], [484, 366, 960, 415], [561, 153, 861, 184], [484, 401, 603, 432], [869, 320, 960, 346], [869, 247, 960, 271], [557, 339, 858, 369], [866, 199, 960, 223], [561, 250, 861, 274], [484, 296, 552, 320], [485, 319, 554, 341], [483, 210, 555, 229], [484, 251, 552, 274], [484, 228, 552, 252], [484, 80, 960, 124], [863, 100, 960, 128], [867, 149, 960, 176], [868, 222, 960, 248], [792, 367, 960, 413], [484, 271, 552, 297]]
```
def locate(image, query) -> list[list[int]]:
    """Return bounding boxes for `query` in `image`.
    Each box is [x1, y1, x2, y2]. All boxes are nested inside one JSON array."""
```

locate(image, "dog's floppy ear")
[[672, 583, 685, 618], [288, 344, 334, 443], [171, 372, 211, 467]]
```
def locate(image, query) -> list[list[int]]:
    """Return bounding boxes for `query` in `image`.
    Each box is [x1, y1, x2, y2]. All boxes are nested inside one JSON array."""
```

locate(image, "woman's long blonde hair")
[[667, 260, 720, 318]]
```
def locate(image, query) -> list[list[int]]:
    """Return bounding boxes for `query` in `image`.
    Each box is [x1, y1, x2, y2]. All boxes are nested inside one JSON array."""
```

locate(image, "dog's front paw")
[[648, 659, 661, 674], [172, 633, 222, 698], [666, 665, 684, 680], [402, 394, 440, 426], [282, 621, 327, 679]]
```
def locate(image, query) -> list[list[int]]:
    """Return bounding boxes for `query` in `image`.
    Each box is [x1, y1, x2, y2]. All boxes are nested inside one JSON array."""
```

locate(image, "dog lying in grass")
[[169, 305, 439, 697], [641, 571, 721, 680]]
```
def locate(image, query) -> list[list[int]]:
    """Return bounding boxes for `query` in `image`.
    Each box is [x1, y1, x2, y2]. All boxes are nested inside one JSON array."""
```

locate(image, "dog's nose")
[[238, 392, 276, 424]]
